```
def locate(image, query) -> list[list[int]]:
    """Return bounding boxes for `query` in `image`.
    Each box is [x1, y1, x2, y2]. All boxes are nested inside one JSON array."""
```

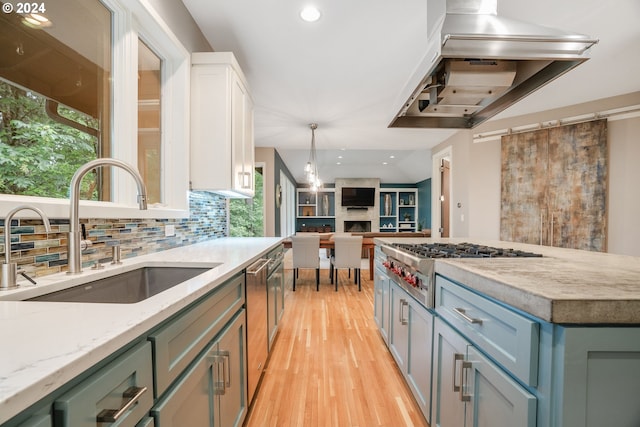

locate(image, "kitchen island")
[[0, 237, 282, 426], [374, 237, 640, 324], [373, 237, 640, 427]]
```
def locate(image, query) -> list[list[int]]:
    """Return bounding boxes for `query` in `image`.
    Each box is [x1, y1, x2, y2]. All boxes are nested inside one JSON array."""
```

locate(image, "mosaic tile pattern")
[[0, 191, 227, 277]]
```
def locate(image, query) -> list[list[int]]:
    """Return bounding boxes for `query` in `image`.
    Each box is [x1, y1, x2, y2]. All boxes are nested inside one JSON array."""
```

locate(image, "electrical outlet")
[[165, 224, 175, 237]]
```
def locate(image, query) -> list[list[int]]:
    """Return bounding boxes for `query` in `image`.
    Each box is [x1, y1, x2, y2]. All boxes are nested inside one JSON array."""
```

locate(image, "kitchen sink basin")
[[28, 265, 218, 304]]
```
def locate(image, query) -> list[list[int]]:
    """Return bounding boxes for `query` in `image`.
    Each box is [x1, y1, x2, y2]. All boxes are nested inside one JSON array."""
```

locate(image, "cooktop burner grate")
[[392, 242, 543, 259]]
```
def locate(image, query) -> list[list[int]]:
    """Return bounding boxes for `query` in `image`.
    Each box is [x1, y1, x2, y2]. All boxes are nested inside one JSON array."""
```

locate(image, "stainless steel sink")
[[28, 265, 217, 304]]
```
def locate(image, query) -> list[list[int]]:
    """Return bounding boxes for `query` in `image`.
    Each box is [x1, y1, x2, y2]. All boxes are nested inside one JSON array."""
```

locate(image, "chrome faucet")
[[1, 205, 52, 290], [67, 158, 148, 274]]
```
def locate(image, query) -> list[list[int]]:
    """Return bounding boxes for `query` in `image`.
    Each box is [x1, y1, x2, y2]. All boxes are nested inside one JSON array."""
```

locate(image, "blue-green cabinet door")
[[151, 339, 217, 426], [406, 298, 434, 423], [432, 318, 467, 427], [388, 282, 409, 370], [373, 265, 390, 344], [152, 311, 247, 427], [556, 326, 640, 427], [465, 347, 536, 427], [217, 311, 248, 427]]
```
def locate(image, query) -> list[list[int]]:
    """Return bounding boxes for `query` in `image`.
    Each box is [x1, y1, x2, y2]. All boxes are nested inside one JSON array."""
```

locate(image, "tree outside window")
[[230, 168, 264, 237]]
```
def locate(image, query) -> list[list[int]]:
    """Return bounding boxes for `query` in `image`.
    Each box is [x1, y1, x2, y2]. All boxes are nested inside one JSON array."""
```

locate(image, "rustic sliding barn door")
[[500, 119, 608, 252]]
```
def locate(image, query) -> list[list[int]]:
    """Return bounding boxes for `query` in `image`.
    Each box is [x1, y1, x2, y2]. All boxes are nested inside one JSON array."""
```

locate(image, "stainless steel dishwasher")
[[245, 245, 285, 404], [266, 245, 284, 350], [246, 256, 270, 404]]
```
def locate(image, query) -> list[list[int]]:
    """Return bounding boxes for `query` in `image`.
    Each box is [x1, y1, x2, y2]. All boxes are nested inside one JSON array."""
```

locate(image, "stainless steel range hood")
[[389, 0, 598, 129]]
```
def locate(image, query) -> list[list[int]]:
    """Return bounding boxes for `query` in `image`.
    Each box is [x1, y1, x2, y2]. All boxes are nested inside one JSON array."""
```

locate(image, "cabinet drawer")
[[435, 275, 539, 386], [53, 341, 153, 427], [149, 272, 245, 397]]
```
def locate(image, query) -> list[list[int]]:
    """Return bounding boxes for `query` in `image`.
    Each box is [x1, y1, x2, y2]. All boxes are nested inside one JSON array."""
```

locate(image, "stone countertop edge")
[[373, 237, 640, 324], [0, 236, 283, 425]]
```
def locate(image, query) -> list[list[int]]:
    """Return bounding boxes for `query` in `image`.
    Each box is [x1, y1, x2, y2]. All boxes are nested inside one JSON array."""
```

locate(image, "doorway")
[[440, 159, 451, 237], [432, 147, 452, 238]]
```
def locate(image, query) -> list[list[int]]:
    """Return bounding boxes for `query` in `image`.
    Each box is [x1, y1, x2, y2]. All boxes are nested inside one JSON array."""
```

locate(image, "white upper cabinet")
[[190, 52, 255, 198]]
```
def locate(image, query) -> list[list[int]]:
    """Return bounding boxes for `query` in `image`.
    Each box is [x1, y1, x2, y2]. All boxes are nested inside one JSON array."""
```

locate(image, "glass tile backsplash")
[[0, 191, 227, 277]]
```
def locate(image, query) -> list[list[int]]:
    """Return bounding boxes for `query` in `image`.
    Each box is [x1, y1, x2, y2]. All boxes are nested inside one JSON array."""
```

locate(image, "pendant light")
[[304, 123, 322, 191]]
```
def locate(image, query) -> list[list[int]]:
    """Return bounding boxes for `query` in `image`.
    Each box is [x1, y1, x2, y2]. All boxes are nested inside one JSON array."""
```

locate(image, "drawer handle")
[[210, 350, 231, 395], [452, 353, 464, 392], [399, 298, 409, 325], [96, 386, 147, 423], [459, 360, 472, 402], [454, 307, 483, 325]]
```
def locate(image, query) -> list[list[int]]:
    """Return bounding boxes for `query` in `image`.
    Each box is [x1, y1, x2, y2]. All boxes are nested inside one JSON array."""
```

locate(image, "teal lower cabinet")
[[373, 256, 390, 349], [150, 311, 247, 427], [149, 272, 245, 398], [432, 318, 536, 427], [373, 261, 390, 345], [1, 270, 250, 427], [52, 341, 154, 427], [432, 317, 466, 427], [550, 326, 640, 427], [435, 274, 640, 427], [388, 282, 410, 370], [387, 279, 433, 423]]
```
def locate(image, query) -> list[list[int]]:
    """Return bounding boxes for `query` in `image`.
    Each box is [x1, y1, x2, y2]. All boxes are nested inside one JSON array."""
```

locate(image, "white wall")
[[146, 0, 212, 52], [607, 117, 640, 255], [431, 92, 640, 256]]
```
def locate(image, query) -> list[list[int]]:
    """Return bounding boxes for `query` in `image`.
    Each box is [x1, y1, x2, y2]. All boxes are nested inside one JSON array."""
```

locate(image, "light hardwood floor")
[[245, 268, 430, 427]]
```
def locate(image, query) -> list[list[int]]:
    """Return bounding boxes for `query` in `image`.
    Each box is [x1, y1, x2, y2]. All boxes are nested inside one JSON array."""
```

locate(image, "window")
[[0, 0, 189, 218], [137, 39, 162, 204], [0, 0, 110, 200], [230, 167, 264, 237]]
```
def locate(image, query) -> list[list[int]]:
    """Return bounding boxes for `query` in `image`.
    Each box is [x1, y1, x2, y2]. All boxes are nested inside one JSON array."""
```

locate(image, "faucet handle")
[[111, 245, 122, 265], [91, 261, 105, 270]]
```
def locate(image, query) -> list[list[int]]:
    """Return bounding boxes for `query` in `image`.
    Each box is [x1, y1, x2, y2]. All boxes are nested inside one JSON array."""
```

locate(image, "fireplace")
[[344, 221, 371, 233]]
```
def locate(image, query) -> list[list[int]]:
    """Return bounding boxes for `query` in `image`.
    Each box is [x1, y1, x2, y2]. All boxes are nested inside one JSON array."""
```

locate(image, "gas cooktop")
[[391, 242, 543, 259]]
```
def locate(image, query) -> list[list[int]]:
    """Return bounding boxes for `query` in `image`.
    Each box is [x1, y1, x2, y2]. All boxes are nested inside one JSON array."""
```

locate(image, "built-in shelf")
[[380, 189, 418, 232], [296, 188, 335, 232]]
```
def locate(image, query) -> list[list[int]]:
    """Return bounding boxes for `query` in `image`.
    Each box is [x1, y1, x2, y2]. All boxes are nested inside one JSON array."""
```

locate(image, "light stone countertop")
[[374, 237, 640, 324], [0, 237, 283, 425]]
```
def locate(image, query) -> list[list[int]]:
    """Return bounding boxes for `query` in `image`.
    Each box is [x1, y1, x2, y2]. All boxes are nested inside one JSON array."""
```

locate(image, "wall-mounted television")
[[341, 187, 375, 207]]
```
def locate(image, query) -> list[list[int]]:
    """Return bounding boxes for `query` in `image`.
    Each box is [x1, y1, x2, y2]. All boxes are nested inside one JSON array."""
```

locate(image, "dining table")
[[282, 236, 376, 280]]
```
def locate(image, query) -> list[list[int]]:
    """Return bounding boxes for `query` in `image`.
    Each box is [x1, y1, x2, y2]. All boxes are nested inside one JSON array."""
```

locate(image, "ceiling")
[[182, 0, 640, 185]]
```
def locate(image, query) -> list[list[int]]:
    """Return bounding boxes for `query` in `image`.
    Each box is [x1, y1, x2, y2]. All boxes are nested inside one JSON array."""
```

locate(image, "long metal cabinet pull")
[[96, 386, 148, 423], [221, 350, 231, 388], [452, 353, 464, 392], [210, 350, 231, 395], [453, 307, 483, 325], [399, 299, 408, 325], [459, 360, 472, 402]]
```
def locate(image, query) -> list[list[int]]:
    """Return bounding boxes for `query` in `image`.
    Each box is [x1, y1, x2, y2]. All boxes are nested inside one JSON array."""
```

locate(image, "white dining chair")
[[291, 234, 320, 291], [330, 235, 363, 291]]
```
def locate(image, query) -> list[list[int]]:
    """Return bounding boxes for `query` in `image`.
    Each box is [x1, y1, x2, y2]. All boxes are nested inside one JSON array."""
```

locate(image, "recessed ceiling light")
[[338, 155, 343, 159], [300, 6, 321, 22], [389, 155, 395, 159], [336, 162, 341, 165], [383, 162, 388, 165]]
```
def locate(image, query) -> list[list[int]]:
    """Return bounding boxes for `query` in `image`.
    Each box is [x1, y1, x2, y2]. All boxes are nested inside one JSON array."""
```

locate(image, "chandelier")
[[304, 123, 322, 191]]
